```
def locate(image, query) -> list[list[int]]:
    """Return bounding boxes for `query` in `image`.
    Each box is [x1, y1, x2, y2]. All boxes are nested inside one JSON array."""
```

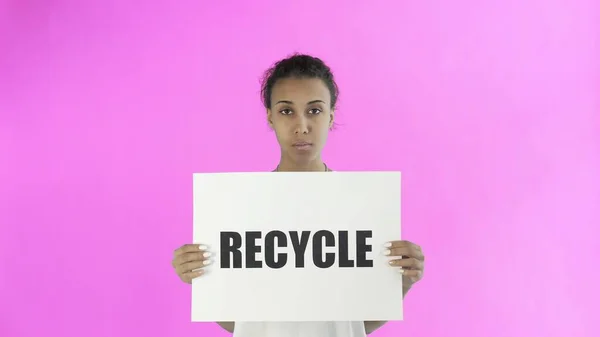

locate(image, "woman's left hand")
[[384, 240, 425, 290]]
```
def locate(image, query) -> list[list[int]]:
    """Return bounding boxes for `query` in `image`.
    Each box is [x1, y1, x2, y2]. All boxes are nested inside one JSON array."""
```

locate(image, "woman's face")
[[267, 77, 334, 164]]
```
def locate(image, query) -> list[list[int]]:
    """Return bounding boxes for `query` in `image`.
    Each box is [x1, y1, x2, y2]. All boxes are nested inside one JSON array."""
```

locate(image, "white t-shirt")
[[233, 321, 367, 337]]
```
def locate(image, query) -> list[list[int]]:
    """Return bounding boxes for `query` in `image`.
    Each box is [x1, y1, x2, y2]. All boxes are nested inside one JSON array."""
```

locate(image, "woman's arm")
[[364, 321, 388, 334], [217, 322, 235, 333]]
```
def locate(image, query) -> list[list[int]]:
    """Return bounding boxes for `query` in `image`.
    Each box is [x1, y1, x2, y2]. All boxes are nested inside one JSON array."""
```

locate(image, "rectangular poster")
[[191, 171, 402, 322]]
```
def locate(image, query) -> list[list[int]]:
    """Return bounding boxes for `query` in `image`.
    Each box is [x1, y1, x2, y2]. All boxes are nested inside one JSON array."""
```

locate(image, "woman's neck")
[[275, 157, 327, 172]]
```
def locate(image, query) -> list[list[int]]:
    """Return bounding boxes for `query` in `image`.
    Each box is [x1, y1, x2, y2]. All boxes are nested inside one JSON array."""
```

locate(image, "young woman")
[[171, 54, 426, 337]]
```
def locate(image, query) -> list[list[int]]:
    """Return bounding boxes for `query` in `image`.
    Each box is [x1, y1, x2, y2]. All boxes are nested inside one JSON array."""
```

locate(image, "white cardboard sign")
[[191, 171, 402, 322]]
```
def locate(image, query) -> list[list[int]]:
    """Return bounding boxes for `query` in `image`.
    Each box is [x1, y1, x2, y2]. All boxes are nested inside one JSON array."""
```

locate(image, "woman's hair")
[[260, 53, 339, 110]]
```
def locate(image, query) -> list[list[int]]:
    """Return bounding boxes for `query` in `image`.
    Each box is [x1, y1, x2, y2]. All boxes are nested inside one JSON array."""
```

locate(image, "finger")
[[388, 257, 423, 270], [385, 240, 422, 251], [383, 247, 424, 260], [177, 258, 213, 274], [174, 244, 209, 257], [400, 269, 423, 281], [174, 251, 212, 267], [182, 269, 205, 283]]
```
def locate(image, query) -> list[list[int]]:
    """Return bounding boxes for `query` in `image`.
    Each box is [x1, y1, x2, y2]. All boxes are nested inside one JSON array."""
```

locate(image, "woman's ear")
[[329, 110, 335, 129], [267, 109, 274, 129]]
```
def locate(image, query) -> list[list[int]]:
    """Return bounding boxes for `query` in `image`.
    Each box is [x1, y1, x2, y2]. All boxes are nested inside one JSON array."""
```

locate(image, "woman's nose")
[[294, 117, 309, 134]]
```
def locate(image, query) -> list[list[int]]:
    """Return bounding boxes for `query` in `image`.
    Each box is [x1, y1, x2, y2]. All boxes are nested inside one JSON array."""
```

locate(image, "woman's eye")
[[309, 108, 322, 114], [280, 109, 293, 115]]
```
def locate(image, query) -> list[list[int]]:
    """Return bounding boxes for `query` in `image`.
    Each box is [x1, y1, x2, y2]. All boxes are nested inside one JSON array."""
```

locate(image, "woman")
[[171, 54, 426, 336]]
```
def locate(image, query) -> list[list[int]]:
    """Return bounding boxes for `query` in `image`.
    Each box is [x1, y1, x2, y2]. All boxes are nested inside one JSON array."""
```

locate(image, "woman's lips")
[[293, 141, 312, 150]]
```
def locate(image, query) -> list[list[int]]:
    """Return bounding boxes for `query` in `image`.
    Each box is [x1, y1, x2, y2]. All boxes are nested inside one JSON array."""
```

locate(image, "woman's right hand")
[[172, 244, 213, 284]]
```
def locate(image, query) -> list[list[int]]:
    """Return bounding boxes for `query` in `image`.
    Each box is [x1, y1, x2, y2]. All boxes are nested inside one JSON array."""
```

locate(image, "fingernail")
[[199, 244, 209, 250], [398, 268, 405, 274], [388, 260, 394, 265], [383, 249, 391, 256], [203, 259, 213, 266], [203, 252, 212, 258], [383, 242, 392, 248]]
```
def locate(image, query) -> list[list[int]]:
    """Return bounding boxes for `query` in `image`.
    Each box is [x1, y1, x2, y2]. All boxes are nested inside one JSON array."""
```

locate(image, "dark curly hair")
[[260, 53, 339, 110]]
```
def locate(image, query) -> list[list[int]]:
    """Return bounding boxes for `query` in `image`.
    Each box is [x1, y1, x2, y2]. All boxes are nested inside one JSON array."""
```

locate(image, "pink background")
[[1, 1, 599, 337]]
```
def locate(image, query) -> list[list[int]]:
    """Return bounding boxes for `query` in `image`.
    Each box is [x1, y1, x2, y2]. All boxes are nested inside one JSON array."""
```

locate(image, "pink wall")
[[1, 1, 598, 336]]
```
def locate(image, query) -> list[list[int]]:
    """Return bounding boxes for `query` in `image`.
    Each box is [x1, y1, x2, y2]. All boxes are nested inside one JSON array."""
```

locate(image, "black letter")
[[245, 231, 262, 268], [220, 232, 242, 268], [356, 230, 373, 267], [338, 231, 354, 267], [290, 231, 310, 267], [313, 230, 335, 268], [265, 230, 287, 269]]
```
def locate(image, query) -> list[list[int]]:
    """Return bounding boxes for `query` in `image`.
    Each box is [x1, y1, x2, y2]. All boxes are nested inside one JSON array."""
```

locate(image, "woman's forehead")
[[271, 77, 330, 103]]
